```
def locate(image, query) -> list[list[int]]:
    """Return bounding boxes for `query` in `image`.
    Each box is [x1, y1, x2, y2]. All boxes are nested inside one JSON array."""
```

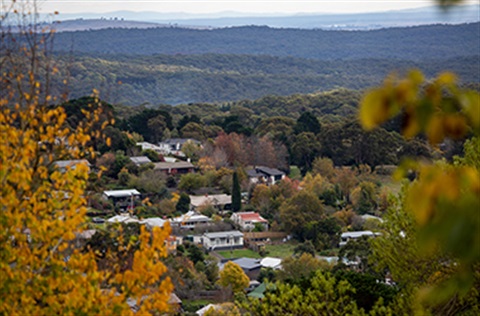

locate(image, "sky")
[[38, 0, 479, 15]]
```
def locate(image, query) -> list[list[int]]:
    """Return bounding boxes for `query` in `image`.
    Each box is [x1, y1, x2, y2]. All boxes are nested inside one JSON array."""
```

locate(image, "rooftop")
[[190, 194, 232, 207], [54, 159, 91, 169], [171, 211, 211, 224], [106, 215, 140, 224], [232, 257, 262, 270], [129, 156, 152, 165], [260, 257, 282, 268], [140, 217, 167, 228], [103, 189, 141, 198], [153, 161, 194, 170], [204, 230, 243, 239], [234, 212, 268, 223], [341, 231, 375, 238], [160, 138, 201, 145]]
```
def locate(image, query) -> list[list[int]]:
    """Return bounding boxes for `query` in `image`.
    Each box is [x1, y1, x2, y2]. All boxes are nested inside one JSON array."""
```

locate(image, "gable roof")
[[153, 161, 194, 170], [234, 212, 268, 223], [256, 166, 285, 176], [248, 282, 267, 299], [190, 194, 232, 207], [140, 217, 167, 228], [171, 211, 211, 224], [107, 215, 140, 224], [204, 230, 243, 239], [232, 257, 262, 270], [129, 156, 152, 165], [247, 166, 285, 177]]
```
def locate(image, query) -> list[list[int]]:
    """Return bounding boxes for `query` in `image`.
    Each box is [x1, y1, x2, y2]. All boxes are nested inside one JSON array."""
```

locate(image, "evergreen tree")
[[232, 171, 242, 212], [294, 111, 322, 135], [176, 192, 191, 213]]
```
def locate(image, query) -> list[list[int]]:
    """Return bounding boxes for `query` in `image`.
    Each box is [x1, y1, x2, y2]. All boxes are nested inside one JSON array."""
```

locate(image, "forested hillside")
[[64, 54, 479, 105], [54, 23, 479, 60]]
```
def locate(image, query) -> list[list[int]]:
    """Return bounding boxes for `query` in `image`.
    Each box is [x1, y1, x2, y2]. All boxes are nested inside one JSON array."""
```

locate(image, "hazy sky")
[[39, 0, 479, 15]]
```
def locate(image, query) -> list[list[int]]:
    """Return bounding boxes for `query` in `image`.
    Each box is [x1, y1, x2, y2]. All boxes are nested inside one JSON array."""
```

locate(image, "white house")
[[339, 230, 380, 247], [202, 230, 244, 251], [103, 189, 141, 212], [170, 211, 211, 229], [136, 142, 166, 154], [103, 189, 141, 200], [246, 166, 286, 186], [158, 138, 201, 156], [231, 212, 268, 231], [140, 217, 167, 229]]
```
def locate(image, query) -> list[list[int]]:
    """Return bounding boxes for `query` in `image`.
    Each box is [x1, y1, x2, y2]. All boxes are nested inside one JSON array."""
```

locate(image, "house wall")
[[203, 236, 244, 251]]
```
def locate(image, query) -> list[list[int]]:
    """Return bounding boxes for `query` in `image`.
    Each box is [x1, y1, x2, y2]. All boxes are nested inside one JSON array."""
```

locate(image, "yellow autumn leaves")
[[360, 70, 480, 143], [1, 79, 173, 314], [359, 70, 480, 302]]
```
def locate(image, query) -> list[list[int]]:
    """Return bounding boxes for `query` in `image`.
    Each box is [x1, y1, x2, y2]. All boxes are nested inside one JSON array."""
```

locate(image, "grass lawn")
[[182, 299, 212, 313], [217, 248, 262, 259], [377, 174, 402, 196], [216, 242, 298, 259], [264, 242, 297, 259]]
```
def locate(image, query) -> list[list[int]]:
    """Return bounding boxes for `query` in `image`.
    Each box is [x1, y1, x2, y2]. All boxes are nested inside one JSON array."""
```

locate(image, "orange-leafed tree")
[[0, 1, 172, 314]]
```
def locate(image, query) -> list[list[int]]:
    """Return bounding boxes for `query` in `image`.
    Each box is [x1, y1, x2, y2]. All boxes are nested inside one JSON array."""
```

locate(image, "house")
[[54, 159, 91, 173], [168, 293, 183, 314], [229, 257, 262, 280], [139, 217, 167, 228], [158, 138, 201, 156], [129, 156, 152, 166], [248, 282, 267, 299], [339, 230, 380, 246], [202, 230, 243, 251], [106, 214, 140, 224], [260, 257, 282, 270], [103, 189, 141, 212], [170, 211, 211, 229], [136, 142, 165, 154], [165, 236, 179, 255], [246, 166, 286, 186], [153, 161, 194, 175], [231, 212, 268, 231], [190, 194, 232, 212]]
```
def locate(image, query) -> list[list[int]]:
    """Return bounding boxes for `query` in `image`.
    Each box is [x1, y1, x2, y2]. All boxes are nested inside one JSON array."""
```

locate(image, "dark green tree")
[[232, 171, 242, 212], [294, 111, 321, 135], [186, 242, 205, 264], [294, 240, 316, 257], [290, 132, 322, 174], [176, 192, 191, 214]]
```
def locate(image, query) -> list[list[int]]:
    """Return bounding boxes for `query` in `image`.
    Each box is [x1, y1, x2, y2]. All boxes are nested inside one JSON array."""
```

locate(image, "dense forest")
[[54, 23, 479, 59], [63, 54, 479, 105], [19, 23, 471, 105]]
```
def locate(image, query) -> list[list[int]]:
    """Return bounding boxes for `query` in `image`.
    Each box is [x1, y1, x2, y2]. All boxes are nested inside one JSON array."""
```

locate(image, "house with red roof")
[[231, 212, 268, 232]]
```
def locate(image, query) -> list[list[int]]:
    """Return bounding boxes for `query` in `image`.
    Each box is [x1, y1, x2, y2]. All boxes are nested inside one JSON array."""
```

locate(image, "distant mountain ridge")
[[52, 23, 480, 61], [49, 4, 479, 31]]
